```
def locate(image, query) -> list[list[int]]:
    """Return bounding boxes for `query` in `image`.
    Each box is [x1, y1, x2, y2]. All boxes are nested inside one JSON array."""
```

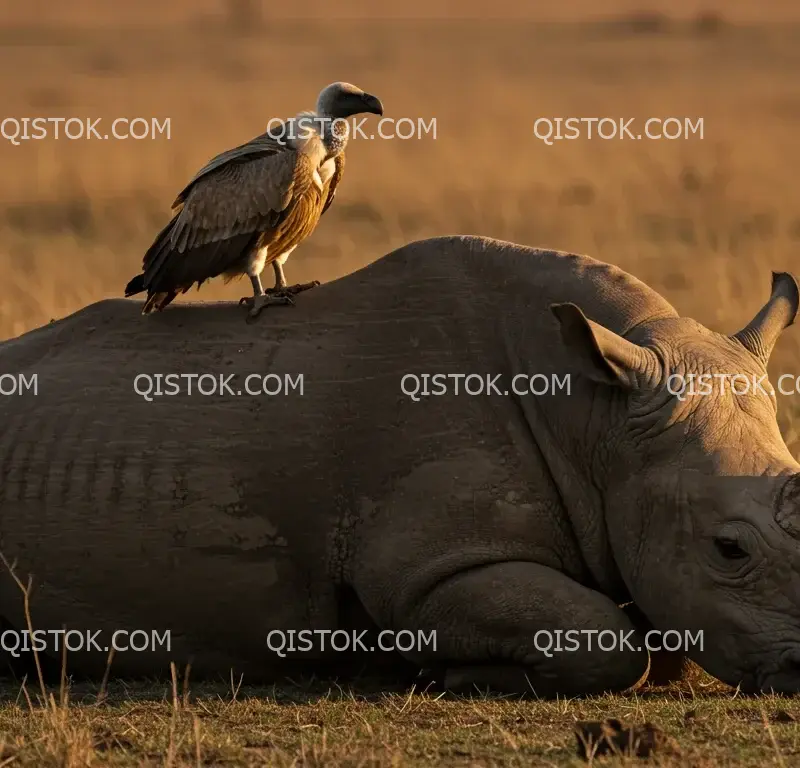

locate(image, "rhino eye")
[[713, 536, 749, 560]]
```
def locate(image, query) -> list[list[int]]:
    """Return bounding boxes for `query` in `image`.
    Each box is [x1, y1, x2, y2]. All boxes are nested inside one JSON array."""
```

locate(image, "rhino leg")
[[400, 562, 650, 697]]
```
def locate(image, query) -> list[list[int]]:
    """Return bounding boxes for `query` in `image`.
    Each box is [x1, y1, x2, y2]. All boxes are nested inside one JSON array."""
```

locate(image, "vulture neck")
[[292, 110, 349, 161], [318, 110, 349, 159]]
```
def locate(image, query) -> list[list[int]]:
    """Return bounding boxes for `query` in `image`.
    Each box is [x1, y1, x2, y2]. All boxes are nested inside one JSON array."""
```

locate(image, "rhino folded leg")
[[391, 562, 650, 698]]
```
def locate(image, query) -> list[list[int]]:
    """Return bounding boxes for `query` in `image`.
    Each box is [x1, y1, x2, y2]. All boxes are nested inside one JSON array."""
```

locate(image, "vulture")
[[124, 82, 384, 318]]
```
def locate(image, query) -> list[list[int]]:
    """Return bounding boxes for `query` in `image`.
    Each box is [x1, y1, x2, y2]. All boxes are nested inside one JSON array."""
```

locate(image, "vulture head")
[[316, 82, 384, 119]]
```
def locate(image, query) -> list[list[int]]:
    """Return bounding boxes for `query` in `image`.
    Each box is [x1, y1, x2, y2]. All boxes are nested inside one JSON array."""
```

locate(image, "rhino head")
[[552, 271, 800, 693]]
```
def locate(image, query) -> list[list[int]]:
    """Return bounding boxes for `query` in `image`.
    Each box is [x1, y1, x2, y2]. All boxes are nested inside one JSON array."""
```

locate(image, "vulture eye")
[[713, 536, 749, 560]]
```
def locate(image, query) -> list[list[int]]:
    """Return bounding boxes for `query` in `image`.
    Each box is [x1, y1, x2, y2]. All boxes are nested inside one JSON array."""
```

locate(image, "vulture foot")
[[240, 293, 295, 322], [266, 280, 321, 297]]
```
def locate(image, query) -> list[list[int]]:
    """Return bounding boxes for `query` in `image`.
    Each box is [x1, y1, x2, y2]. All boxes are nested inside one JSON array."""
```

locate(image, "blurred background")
[[0, 0, 799, 449]]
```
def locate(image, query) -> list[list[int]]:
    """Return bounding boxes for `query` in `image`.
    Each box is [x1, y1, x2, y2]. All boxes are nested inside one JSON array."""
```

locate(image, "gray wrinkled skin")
[[0, 235, 798, 696]]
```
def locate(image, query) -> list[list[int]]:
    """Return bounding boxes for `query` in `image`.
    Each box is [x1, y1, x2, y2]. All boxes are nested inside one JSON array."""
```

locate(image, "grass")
[[0, 673, 798, 765], [1, 2, 800, 764]]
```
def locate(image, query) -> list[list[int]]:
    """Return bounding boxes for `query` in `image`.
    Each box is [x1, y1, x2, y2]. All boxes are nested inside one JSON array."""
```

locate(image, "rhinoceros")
[[0, 235, 798, 696]]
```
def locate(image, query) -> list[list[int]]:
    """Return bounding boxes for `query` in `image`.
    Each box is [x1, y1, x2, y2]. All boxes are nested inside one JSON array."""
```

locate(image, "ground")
[[0, 671, 798, 766], [1, 1, 800, 765]]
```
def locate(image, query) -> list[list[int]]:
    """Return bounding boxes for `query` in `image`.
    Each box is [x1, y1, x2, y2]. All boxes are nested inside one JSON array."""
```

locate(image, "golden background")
[[1, 0, 799, 450]]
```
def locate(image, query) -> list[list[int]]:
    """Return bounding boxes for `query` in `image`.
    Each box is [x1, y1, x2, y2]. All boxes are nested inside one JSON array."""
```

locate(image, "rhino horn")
[[550, 303, 661, 388], [733, 272, 800, 364], [776, 475, 800, 537]]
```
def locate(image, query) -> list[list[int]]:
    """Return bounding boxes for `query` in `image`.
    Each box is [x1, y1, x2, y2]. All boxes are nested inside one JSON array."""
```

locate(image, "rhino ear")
[[733, 272, 800, 364], [550, 303, 660, 388]]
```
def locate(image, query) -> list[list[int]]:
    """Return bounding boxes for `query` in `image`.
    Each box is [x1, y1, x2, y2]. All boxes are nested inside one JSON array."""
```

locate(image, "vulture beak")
[[361, 93, 384, 116]]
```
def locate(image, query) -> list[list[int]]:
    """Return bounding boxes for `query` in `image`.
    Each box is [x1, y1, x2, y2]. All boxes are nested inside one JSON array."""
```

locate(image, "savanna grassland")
[[0, 1, 799, 764]]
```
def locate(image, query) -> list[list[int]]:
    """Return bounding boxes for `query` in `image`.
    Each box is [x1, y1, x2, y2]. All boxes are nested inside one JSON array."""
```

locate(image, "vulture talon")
[[266, 280, 321, 297], [244, 293, 295, 318]]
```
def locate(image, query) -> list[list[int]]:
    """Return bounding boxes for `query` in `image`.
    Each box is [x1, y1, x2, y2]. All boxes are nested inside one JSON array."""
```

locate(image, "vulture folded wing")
[[172, 130, 289, 209], [141, 144, 321, 289]]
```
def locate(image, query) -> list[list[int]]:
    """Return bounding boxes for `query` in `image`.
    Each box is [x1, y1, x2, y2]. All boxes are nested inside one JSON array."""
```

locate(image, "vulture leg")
[[267, 260, 321, 297], [239, 245, 294, 318], [272, 259, 288, 290]]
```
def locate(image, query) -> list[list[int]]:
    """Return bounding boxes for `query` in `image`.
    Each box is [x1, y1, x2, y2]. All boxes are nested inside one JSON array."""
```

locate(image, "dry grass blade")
[[0, 552, 49, 708], [96, 647, 116, 705], [59, 624, 69, 709], [164, 661, 180, 768], [761, 707, 787, 768]]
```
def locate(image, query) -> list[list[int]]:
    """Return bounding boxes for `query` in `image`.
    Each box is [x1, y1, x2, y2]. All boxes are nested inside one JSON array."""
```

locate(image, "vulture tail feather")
[[143, 213, 182, 284], [124, 274, 145, 296], [124, 213, 181, 297]]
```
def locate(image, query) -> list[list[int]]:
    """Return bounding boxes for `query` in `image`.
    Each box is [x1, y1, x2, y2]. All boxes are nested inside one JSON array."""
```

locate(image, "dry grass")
[[0, 673, 798, 766], [1, 2, 800, 764]]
